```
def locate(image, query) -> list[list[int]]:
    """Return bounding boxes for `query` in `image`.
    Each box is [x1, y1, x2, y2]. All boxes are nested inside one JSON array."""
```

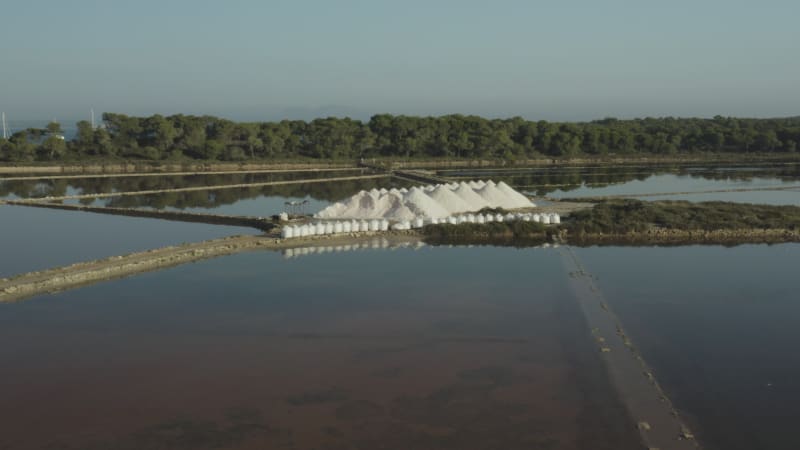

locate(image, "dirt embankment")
[[2, 153, 797, 175], [0, 162, 359, 175], [560, 247, 702, 449], [0, 232, 423, 303], [384, 153, 800, 169], [0, 167, 367, 181], [3, 200, 276, 231], [0, 235, 272, 303], [2, 218, 796, 304]]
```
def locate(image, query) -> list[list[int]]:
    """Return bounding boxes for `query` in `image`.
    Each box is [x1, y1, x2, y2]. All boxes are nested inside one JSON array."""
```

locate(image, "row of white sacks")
[[280, 212, 560, 238]]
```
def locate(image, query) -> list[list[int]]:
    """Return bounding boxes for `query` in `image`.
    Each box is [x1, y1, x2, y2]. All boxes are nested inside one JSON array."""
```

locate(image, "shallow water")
[[62, 178, 417, 217], [0, 169, 370, 200], [444, 164, 800, 203], [2, 164, 799, 449], [547, 174, 800, 205], [0, 204, 256, 277], [631, 188, 800, 205], [576, 243, 800, 450], [0, 245, 639, 450]]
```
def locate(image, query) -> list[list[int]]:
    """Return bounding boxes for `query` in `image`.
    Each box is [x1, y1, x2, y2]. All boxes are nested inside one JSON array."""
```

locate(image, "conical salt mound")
[[372, 192, 404, 218], [342, 191, 383, 218], [476, 184, 518, 209], [469, 180, 487, 189], [453, 183, 490, 210], [315, 199, 348, 218], [324, 190, 369, 218], [403, 187, 450, 219], [314, 179, 534, 220], [428, 185, 474, 213], [496, 181, 535, 208], [384, 201, 417, 221]]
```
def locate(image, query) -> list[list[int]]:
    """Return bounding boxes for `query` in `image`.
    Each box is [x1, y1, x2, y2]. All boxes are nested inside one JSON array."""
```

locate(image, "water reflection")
[[64, 178, 417, 216], [576, 244, 800, 450], [0, 204, 256, 277], [0, 245, 639, 450], [443, 163, 800, 198], [281, 237, 426, 258], [0, 169, 371, 199]]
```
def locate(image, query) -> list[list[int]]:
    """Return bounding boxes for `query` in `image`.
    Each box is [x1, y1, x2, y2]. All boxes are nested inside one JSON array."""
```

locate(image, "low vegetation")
[[423, 221, 550, 241], [422, 200, 800, 245], [564, 200, 800, 235]]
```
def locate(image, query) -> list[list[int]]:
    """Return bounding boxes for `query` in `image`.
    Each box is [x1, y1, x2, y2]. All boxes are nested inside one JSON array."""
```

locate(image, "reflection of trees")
[[3, 164, 799, 207], [442, 164, 800, 195], [101, 178, 414, 210], [0, 170, 366, 198]]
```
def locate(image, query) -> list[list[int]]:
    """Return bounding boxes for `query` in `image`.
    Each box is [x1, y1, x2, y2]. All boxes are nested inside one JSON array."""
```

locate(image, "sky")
[[1, 0, 798, 125]]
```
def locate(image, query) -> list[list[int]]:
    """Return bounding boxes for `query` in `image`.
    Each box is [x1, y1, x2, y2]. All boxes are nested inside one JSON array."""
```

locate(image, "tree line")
[[1, 113, 799, 162]]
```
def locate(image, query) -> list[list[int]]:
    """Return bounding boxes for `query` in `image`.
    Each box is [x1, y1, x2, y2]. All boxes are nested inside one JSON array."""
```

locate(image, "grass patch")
[[564, 199, 800, 235]]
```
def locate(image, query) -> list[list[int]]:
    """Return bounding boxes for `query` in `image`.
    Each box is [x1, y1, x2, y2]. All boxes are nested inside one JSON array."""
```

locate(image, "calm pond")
[[0, 245, 638, 450], [444, 164, 800, 205], [576, 243, 800, 450], [1, 166, 799, 449], [0, 205, 255, 277], [60, 177, 416, 217], [0, 169, 372, 200]]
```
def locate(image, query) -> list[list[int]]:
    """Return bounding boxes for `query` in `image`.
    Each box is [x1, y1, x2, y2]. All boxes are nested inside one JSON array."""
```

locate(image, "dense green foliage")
[[1, 114, 799, 163], [565, 200, 800, 234]]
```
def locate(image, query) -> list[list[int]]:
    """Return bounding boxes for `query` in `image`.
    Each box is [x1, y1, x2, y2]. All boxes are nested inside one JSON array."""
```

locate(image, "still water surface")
[[0, 170, 370, 200], [577, 243, 800, 450], [0, 205, 255, 277], [61, 178, 416, 217], [0, 245, 638, 450], [445, 164, 800, 204]]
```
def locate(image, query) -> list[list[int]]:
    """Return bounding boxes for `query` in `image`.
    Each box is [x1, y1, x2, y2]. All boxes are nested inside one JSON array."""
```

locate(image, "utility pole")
[[91, 108, 95, 129], [1, 112, 7, 139]]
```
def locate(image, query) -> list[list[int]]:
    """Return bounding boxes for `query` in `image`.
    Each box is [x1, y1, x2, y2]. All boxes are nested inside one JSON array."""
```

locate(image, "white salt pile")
[[383, 198, 417, 221], [403, 187, 451, 219], [475, 184, 519, 210], [428, 185, 474, 214], [497, 181, 535, 208], [314, 179, 535, 220], [453, 183, 490, 210]]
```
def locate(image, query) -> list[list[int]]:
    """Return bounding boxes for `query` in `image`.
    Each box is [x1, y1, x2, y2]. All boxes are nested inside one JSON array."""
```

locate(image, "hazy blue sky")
[[1, 0, 798, 123]]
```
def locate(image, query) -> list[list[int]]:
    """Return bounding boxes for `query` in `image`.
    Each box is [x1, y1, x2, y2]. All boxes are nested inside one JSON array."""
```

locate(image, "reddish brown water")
[[0, 246, 640, 450]]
